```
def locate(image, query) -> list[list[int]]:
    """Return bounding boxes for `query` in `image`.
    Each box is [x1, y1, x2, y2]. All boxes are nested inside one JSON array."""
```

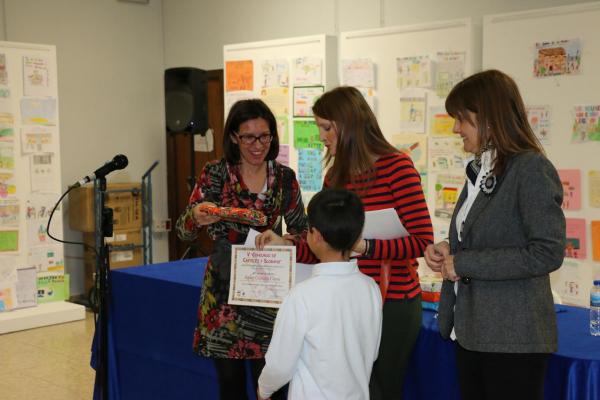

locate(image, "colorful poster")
[[534, 38, 581, 77], [429, 107, 455, 137], [297, 148, 322, 192], [293, 86, 324, 117], [260, 87, 289, 116], [435, 51, 465, 98], [225, 60, 253, 92], [276, 144, 289, 167], [0, 113, 14, 142], [293, 120, 322, 150], [20, 98, 57, 126], [23, 55, 51, 97], [397, 55, 432, 89], [0, 53, 7, 85], [0, 172, 16, 198], [276, 116, 289, 144], [0, 230, 18, 252], [565, 218, 586, 259], [589, 171, 600, 208], [572, 105, 600, 143], [27, 245, 64, 272], [392, 133, 427, 173], [0, 282, 16, 311], [558, 169, 581, 210], [21, 126, 56, 155], [0, 200, 19, 227], [26, 194, 58, 248], [341, 58, 375, 88], [429, 137, 468, 171], [36, 272, 67, 303], [260, 59, 288, 88], [399, 95, 426, 133], [30, 153, 59, 193], [433, 173, 464, 219], [293, 57, 322, 86], [0, 142, 14, 170], [592, 221, 600, 262], [526, 105, 551, 145]]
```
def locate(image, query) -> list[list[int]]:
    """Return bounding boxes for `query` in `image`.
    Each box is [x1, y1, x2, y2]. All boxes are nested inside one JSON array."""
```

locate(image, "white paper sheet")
[[363, 208, 408, 240]]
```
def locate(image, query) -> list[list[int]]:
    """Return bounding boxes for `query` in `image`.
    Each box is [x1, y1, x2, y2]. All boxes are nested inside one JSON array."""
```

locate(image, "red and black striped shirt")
[[296, 152, 434, 300]]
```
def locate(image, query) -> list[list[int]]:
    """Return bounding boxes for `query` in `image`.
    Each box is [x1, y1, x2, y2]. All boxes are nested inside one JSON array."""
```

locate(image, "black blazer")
[[437, 152, 566, 353]]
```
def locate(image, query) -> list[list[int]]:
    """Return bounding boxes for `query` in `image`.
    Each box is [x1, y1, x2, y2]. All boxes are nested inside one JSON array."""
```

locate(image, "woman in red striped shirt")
[[257, 86, 434, 399]]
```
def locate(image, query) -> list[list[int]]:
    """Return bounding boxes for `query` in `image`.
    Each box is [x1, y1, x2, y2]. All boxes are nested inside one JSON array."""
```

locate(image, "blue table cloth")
[[96, 258, 600, 400]]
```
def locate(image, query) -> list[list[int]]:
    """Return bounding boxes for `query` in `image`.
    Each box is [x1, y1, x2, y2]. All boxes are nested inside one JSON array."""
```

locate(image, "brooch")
[[479, 171, 497, 195]]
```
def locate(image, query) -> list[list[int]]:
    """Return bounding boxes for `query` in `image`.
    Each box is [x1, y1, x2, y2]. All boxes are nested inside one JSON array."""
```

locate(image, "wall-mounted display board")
[[339, 19, 477, 271], [223, 35, 337, 203], [484, 2, 600, 307], [0, 41, 83, 332]]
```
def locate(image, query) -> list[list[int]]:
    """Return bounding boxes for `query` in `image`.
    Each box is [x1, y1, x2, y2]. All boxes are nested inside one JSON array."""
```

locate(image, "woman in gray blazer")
[[424, 69, 565, 400]]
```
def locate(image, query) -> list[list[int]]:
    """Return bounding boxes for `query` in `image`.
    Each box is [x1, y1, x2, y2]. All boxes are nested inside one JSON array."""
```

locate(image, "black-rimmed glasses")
[[236, 133, 273, 145]]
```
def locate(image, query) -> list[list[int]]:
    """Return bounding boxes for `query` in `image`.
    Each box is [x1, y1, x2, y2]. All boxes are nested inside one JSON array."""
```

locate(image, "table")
[[99, 258, 600, 400]]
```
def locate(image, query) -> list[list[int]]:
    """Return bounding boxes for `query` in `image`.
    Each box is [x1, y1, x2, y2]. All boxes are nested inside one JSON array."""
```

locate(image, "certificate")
[[228, 245, 296, 308]]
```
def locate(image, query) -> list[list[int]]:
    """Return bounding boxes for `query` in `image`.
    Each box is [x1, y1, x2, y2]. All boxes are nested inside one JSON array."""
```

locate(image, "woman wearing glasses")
[[176, 99, 307, 400]]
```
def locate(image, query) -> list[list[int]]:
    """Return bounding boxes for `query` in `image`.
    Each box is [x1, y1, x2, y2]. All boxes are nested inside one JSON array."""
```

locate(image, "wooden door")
[[166, 69, 224, 260]]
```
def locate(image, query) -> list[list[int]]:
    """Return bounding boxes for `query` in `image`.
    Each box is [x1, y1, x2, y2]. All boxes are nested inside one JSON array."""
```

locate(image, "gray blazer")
[[437, 151, 566, 353]]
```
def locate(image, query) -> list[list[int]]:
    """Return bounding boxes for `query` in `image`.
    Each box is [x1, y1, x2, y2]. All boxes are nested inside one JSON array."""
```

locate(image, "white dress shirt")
[[258, 260, 383, 400], [451, 150, 493, 340]]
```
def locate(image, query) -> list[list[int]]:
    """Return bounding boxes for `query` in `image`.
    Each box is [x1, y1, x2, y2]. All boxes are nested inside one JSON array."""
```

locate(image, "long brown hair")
[[312, 86, 398, 189], [445, 69, 544, 176]]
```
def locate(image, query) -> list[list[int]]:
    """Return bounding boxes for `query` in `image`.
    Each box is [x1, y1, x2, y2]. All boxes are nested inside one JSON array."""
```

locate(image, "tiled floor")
[[0, 310, 96, 400]]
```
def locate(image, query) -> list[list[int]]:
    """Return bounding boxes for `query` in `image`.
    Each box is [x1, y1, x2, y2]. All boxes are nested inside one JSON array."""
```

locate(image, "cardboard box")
[[69, 183, 142, 232], [83, 228, 142, 249], [83, 228, 143, 294]]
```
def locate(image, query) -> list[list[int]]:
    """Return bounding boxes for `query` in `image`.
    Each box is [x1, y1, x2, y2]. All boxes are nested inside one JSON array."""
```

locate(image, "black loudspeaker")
[[165, 67, 208, 135]]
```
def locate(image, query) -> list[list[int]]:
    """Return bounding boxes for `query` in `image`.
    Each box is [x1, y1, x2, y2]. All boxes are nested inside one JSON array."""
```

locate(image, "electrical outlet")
[[153, 218, 171, 232]]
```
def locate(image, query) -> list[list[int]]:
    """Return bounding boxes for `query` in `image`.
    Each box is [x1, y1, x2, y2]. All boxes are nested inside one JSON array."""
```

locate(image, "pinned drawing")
[[397, 55, 432, 89], [534, 39, 581, 77]]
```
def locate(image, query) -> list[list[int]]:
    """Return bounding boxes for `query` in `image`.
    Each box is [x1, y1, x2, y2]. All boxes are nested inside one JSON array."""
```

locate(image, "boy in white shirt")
[[256, 188, 383, 400]]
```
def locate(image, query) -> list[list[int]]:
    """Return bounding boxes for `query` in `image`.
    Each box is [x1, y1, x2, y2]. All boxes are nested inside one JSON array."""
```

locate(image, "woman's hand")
[[423, 241, 450, 273], [441, 254, 460, 282], [255, 229, 292, 249], [191, 202, 221, 226], [257, 389, 270, 400]]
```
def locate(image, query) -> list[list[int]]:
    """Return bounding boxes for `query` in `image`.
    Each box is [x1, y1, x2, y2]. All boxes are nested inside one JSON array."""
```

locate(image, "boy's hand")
[[257, 388, 270, 400], [255, 229, 290, 249]]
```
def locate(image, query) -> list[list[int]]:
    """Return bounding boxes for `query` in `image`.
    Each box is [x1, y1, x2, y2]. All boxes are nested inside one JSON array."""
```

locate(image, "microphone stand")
[[95, 175, 113, 400]]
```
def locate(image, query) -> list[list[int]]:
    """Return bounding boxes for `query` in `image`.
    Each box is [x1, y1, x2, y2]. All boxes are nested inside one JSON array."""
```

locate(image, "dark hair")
[[445, 69, 544, 176], [312, 86, 398, 190], [307, 188, 365, 253], [223, 99, 280, 164]]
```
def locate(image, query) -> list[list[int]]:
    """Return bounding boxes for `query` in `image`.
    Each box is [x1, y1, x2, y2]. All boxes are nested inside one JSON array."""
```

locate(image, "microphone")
[[70, 154, 129, 188]]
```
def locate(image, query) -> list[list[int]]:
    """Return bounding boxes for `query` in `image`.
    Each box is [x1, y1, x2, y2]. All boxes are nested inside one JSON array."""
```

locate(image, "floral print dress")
[[176, 158, 307, 359]]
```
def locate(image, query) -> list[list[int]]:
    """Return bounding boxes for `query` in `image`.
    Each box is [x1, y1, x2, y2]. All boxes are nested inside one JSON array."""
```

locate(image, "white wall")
[[2, 0, 168, 295], [163, 0, 599, 70]]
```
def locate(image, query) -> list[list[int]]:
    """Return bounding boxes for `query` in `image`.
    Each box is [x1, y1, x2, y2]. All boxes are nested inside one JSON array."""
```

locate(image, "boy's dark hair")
[[307, 188, 365, 253]]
